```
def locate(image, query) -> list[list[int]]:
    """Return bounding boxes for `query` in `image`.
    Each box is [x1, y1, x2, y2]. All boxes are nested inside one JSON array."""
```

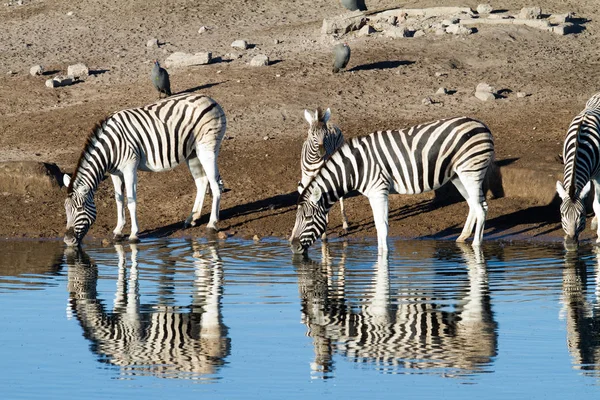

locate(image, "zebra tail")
[[484, 157, 504, 199]]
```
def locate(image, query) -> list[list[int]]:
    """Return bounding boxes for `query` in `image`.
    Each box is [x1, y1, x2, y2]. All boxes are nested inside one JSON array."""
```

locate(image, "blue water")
[[0, 238, 599, 399]]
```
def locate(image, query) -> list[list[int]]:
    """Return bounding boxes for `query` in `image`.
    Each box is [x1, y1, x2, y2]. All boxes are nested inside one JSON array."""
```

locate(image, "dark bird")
[[332, 43, 351, 73], [341, 0, 367, 11], [151, 60, 171, 98]]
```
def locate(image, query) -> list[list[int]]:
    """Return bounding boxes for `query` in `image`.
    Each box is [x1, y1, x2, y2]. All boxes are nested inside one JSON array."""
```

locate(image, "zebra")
[[65, 241, 230, 378], [62, 93, 227, 246], [290, 116, 495, 255], [299, 108, 348, 237], [556, 92, 600, 250]]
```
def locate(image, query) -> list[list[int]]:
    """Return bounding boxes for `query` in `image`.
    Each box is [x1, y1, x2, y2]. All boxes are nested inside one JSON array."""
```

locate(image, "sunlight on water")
[[1, 238, 600, 398]]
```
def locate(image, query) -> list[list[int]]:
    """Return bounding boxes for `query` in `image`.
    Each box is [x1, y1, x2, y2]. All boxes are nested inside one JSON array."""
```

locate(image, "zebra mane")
[[68, 117, 109, 194], [567, 115, 584, 200]]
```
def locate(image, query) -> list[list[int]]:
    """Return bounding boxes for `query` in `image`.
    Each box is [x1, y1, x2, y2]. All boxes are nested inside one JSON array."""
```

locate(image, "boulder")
[[250, 54, 269, 66], [164, 52, 212, 68], [67, 63, 89, 78]]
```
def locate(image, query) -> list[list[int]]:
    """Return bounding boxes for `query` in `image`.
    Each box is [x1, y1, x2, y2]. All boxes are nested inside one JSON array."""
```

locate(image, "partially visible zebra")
[[556, 92, 600, 250], [290, 116, 495, 254], [62, 93, 227, 246], [299, 108, 348, 236]]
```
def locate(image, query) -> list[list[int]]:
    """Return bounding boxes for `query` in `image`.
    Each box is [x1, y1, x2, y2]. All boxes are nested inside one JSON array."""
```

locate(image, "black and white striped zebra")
[[62, 93, 227, 246], [289, 116, 495, 254], [556, 92, 600, 249], [299, 108, 348, 236]]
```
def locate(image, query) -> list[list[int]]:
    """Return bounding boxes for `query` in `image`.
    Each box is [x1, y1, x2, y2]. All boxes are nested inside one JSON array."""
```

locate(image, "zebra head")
[[63, 174, 97, 247], [556, 180, 591, 249], [290, 185, 327, 254], [304, 107, 332, 158]]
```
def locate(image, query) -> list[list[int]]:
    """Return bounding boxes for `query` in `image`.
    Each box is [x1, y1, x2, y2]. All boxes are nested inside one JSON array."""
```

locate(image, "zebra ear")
[[304, 109, 315, 125], [309, 186, 322, 205], [63, 173, 72, 188], [322, 108, 331, 124], [580, 181, 592, 200]]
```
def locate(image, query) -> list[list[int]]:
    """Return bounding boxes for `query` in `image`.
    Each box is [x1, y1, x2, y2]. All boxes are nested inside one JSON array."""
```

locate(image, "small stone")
[[441, 18, 459, 26], [476, 4, 493, 14], [436, 87, 448, 95], [273, 39, 280, 44], [16, 0, 22, 5], [250, 54, 269, 67], [446, 24, 472, 35], [198, 26, 208, 34], [29, 65, 44, 76], [435, 72, 447, 77], [384, 26, 410, 38], [217, 231, 228, 240], [45, 75, 75, 88], [253, 234, 260, 242], [101, 238, 111, 247], [516, 92, 528, 98], [231, 39, 248, 50], [358, 24, 375, 36], [475, 91, 496, 101], [476, 82, 495, 94], [413, 29, 426, 38], [66, 11, 73, 16], [263, 135, 270, 140], [518, 7, 542, 20], [422, 97, 434, 105], [67, 63, 89, 78], [146, 38, 159, 47]]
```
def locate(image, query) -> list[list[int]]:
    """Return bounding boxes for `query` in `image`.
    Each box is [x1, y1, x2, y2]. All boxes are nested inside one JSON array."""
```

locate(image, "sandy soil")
[[0, 0, 598, 246]]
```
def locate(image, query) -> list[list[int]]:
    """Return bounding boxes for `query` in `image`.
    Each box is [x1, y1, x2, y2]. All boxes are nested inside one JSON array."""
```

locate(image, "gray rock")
[[552, 23, 577, 35], [384, 26, 410, 38], [29, 65, 44, 76], [518, 7, 542, 20], [322, 14, 366, 35], [165, 52, 212, 68], [549, 13, 573, 24], [198, 26, 208, 34], [67, 63, 88, 78], [413, 29, 426, 38], [357, 24, 375, 36], [250, 54, 269, 67], [475, 91, 496, 101], [146, 38, 159, 47], [421, 97, 434, 105], [475, 82, 496, 101], [476, 4, 493, 14], [436, 87, 448, 95], [231, 39, 248, 50], [45, 75, 75, 88], [446, 24, 472, 35], [516, 92, 528, 98]]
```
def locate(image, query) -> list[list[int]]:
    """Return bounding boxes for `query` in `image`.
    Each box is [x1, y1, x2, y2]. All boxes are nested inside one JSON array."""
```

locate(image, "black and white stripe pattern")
[[63, 93, 227, 246], [299, 108, 348, 235], [556, 92, 600, 248], [290, 116, 495, 254]]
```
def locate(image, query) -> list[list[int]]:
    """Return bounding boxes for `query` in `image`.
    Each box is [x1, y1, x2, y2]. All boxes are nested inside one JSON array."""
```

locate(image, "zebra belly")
[[136, 151, 189, 172]]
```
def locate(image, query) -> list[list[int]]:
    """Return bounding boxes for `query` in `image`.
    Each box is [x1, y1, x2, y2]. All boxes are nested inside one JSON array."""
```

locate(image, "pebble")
[[436, 87, 448, 95], [146, 38, 159, 48], [476, 4, 493, 14], [253, 235, 260, 242], [217, 231, 228, 240], [421, 97, 434, 105], [198, 26, 208, 34], [231, 39, 248, 50], [516, 92, 528, 98], [29, 65, 44, 76], [67, 11, 73, 16], [250, 54, 269, 67]]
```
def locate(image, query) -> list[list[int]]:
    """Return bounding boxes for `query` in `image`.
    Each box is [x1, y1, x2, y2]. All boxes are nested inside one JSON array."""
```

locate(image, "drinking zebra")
[[299, 108, 348, 237], [62, 93, 227, 246], [290, 116, 495, 254], [556, 92, 600, 249]]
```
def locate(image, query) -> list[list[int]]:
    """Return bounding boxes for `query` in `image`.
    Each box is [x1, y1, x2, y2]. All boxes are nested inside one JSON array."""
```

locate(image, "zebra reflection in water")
[[296, 242, 497, 377], [65, 241, 230, 379], [561, 248, 600, 378]]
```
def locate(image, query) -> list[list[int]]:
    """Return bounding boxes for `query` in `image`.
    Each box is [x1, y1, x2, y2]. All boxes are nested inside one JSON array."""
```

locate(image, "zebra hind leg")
[[453, 175, 487, 245], [110, 174, 126, 241], [197, 147, 221, 231], [185, 156, 209, 228], [592, 179, 600, 242], [339, 196, 349, 234]]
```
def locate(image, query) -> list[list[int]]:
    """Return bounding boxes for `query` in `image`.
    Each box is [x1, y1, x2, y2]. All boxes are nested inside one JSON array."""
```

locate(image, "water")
[[1, 237, 600, 399]]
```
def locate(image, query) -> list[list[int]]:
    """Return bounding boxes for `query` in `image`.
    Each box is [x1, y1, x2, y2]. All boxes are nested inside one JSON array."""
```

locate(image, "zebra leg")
[[593, 179, 600, 242], [452, 177, 476, 242], [339, 196, 349, 233], [368, 194, 389, 254], [185, 156, 208, 228], [458, 174, 488, 246], [110, 174, 126, 240], [197, 148, 221, 231], [322, 213, 329, 241], [123, 165, 140, 242]]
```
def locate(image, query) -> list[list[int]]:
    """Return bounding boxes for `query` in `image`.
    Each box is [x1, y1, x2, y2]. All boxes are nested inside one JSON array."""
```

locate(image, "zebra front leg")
[[185, 156, 208, 227], [368, 194, 389, 255], [339, 196, 349, 233], [198, 148, 221, 231], [123, 165, 140, 242], [593, 179, 600, 243], [110, 174, 126, 241]]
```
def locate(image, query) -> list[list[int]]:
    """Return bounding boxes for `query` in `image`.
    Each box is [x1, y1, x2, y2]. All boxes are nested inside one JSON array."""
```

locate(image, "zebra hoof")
[[456, 236, 468, 243], [128, 236, 140, 243], [113, 233, 126, 242]]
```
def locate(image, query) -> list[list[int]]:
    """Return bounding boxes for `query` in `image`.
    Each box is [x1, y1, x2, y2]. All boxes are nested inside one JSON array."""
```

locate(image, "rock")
[[66, 11, 73, 16], [446, 24, 472, 35], [475, 91, 495, 101], [101, 238, 111, 247], [476, 82, 495, 93], [518, 7, 542, 20], [549, 13, 573, 24], [435, 28, 446, 35], [477, 4, 493, 14], [384, 26, 410, 38], [413, 29, 426, 38], [67, 63, 89, 78], [146, 38, 159, 47], [231, 39, 248, 50], [552, 23, 577, 36], [224, 52, 241, 60], [436, 87, 448, 95], [164, 51, 212, 68], [441, 18, 459, 26], [322, 14, 367, 35], [253, 234, 260, 242], [29, 65, 43, 76], [198, 26, 208, 34], [435, 72, 448, 77], [475, 82, 496, 101], [357, 24, 374, 36], [250, 54, 269, 67], [45, 75, 75, 88], [263, 135, 270, 140], [217, 231, 228, 240], [421, 97, 434, 105], [516, 92, 528, 98], [273, 39, 280, 44]]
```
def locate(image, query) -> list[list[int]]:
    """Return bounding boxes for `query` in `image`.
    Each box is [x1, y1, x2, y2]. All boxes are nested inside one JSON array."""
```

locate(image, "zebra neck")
[[71, 139, 112, 195]]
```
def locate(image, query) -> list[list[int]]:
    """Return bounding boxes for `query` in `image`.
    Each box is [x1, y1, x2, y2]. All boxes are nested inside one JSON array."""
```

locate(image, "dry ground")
[[1, 0, 599, 246]]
